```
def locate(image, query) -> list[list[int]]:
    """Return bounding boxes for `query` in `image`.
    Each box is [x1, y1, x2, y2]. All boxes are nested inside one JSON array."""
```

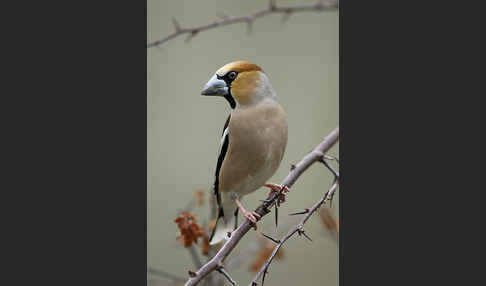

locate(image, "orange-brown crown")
[[216, 61, 267, 106], [215, 61, 263, 76]]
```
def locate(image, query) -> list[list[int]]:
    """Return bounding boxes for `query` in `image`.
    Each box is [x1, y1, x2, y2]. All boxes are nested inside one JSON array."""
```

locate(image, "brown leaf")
[[174, 212, 205, 247], [319, 207, 339, 233]]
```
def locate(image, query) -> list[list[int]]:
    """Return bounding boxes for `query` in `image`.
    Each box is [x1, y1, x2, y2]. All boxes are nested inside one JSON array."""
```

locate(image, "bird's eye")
[[227, 71, 237, 80]]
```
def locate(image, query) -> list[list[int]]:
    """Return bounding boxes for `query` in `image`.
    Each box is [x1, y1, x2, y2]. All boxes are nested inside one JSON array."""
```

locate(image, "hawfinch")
[[201, 61, 288, 245]]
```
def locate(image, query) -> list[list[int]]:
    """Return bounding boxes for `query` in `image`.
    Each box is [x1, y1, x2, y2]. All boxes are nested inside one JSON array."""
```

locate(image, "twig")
[[147, 0, 338, 48], [251, 180, 339, 285], [183, 127, 339, 286], [217, 266, 238, 286], [319, 156, 339, 179]]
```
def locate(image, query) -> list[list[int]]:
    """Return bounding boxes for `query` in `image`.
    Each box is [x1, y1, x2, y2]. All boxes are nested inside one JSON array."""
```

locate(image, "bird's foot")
[[234, 198, 260, 230], [243, 210, 261, 230], [264, 183, 290, 193], [264, 183, 290, 202]]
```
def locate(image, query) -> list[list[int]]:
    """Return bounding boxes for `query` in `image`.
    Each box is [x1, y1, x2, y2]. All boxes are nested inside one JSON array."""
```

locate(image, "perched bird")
[[201, 61, 289, 245]]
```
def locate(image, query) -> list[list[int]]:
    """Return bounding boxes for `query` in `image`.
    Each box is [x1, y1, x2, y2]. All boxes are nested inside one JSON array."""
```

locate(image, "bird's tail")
[[209, 194, 237, 245]]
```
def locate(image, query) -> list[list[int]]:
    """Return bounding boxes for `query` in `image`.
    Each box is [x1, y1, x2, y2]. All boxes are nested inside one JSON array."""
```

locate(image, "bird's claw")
[[264, 183, 290, 203], [243, 211, 261, 230], [264, 183, 290, 193]]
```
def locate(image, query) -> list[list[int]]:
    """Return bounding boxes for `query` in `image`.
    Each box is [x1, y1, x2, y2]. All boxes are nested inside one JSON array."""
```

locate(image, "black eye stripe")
[[217, 71, 238, 85]]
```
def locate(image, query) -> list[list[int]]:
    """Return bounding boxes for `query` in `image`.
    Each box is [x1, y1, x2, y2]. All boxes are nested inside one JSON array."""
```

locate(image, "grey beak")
[[201, 74, 229, 96]]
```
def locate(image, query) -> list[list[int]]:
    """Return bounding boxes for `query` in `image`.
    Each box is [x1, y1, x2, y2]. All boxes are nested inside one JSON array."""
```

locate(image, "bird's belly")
[[220, 126, 286, 197], [234, 156, 278, 196]]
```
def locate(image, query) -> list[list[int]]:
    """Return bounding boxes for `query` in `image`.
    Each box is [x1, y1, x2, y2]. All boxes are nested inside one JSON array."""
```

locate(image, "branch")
[[251, 180, 339, 285], [183, 127, 339, 286], [147, 0, 338, 48]]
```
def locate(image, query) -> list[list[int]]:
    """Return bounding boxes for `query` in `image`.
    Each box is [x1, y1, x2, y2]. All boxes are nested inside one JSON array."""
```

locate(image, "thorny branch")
[[183, 127, 339, 286], [251, 180, 339, 285], [147, 0, 338, 48]]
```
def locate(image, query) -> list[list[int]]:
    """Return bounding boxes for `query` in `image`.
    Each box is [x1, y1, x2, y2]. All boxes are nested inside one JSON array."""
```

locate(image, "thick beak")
[[201, 74, 228, 96]]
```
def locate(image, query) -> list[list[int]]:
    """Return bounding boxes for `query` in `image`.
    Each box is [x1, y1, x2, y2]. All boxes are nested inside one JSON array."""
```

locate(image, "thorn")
[[320, 157, 339, 179], [274, 200, 278, 228], [302, 231, 313, 242], [298, 228, 312, 242], [269, 0, 276, 10], [290, 163, 296, 170], [217, 266, 238, 286], [184, 30, 198, 42], [316, 0, 325, 9], [260, 232, 281, 244], [288, 208, 309, 216], [171, 17, 182, 32], [188, 270, 196, 277]]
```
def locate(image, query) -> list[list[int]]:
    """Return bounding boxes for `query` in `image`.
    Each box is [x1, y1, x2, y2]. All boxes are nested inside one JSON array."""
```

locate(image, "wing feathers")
[[213, 114, 231, 209]]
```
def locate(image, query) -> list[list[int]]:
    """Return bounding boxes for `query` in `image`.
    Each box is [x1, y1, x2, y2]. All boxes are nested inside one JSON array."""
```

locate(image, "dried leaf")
[[174, 212, 205, 247], [319, 207, 339, 233]]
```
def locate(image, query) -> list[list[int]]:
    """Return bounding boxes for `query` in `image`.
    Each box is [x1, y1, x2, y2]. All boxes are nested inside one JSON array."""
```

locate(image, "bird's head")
[[201, 61, 275, 109]]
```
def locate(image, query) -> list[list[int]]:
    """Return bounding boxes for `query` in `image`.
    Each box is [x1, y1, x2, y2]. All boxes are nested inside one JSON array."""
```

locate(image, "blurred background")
[[147, 0, 339, 285]]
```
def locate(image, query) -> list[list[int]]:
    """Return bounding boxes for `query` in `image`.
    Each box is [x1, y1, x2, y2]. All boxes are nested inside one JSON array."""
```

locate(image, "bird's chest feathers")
[[230, 106, 284, 164], [220, 104, 287, 195]]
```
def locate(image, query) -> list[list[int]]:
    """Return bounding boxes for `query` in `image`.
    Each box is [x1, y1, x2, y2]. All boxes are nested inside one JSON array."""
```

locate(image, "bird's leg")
[[264, 183, 290, 202], [234, 198, 260, 230]]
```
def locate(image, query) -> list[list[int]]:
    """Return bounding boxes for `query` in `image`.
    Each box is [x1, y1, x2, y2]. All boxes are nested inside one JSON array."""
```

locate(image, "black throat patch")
[[217, 73, 237, 109], [224, 90, 236, 109]]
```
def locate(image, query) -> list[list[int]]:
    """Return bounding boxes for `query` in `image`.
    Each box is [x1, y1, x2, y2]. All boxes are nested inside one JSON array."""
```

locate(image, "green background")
[[148, 0, 339, 285]]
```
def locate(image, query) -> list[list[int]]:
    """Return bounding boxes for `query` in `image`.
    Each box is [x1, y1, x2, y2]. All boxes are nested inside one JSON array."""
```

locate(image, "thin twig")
[[251, 180, 339, 285], [217, 266, 238, 286], [147, 0, 338, 48], [183, 127, 339, 286], [319, 156, 339, 179]]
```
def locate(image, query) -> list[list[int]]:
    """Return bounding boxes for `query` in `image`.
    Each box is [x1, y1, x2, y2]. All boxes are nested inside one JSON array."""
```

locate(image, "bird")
[[201, 60, 289, 245]]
